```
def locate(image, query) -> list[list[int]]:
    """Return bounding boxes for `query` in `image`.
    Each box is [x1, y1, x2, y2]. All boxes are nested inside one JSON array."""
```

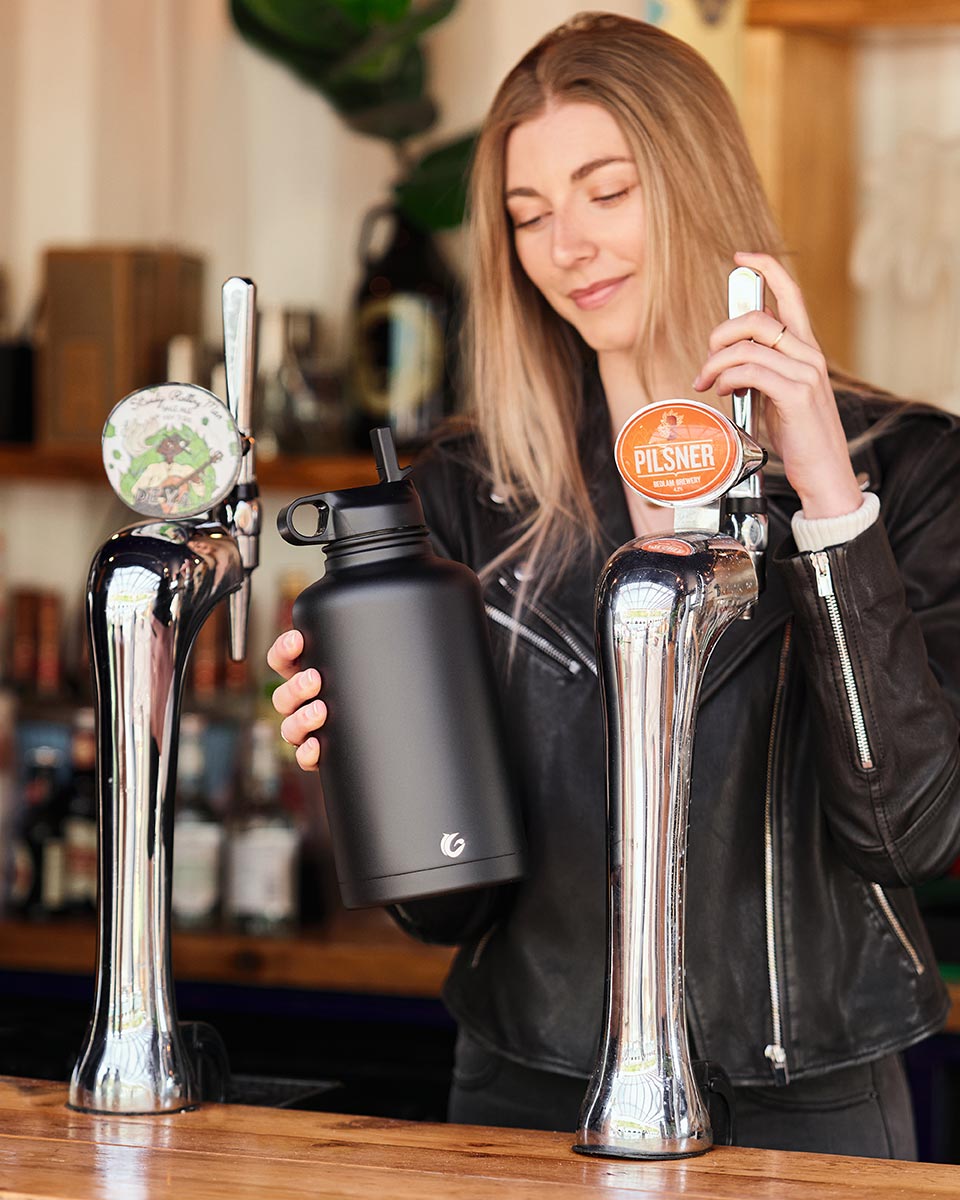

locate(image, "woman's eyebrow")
[[570, 155, 632, 182], [505, 156, 633, 199]]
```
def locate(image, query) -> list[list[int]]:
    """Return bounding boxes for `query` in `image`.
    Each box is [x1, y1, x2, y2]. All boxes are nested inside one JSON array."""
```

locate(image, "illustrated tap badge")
[[102, 383, 244, 518], [615, 397, 763, 507]]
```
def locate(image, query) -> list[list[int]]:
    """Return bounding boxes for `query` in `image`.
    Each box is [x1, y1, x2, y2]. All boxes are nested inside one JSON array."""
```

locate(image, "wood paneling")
[[743, 29, 854, 366]]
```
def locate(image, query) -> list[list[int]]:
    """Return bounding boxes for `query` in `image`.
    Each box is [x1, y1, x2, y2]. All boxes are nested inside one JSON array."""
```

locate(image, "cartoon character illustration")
[[130, 432, 222, 515]]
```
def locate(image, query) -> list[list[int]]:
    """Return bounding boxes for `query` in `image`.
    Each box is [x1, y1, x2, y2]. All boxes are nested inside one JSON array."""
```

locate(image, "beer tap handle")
[[724, 267, 768, 606], [221, 276, 260, 660], [727, 265, 764, 456]]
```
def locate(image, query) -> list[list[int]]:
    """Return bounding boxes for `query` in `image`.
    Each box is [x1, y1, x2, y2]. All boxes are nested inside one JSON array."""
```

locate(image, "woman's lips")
[[569, 275, 630, 311]]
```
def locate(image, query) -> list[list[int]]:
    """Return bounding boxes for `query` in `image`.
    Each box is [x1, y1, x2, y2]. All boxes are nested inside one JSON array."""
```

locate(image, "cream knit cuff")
[[791, 492, 881, 554]]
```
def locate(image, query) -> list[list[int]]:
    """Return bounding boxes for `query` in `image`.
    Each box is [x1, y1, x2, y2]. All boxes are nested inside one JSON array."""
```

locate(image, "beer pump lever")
[[575, 269, 766, 1159], [68, 279, 259, 1115]]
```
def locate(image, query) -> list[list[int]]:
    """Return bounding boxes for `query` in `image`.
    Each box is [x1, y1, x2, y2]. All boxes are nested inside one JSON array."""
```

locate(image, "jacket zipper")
[[484, 605, 583, 676], [808, 554, 923, 973], [870, 883, 925, 976], [763, 621, 792, 1086], [497, 577, 598, 676], [810, 552, 874, 771]]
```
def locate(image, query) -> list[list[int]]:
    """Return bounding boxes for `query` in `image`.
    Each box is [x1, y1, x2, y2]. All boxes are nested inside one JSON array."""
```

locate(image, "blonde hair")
[[464, 12, 786, 595]]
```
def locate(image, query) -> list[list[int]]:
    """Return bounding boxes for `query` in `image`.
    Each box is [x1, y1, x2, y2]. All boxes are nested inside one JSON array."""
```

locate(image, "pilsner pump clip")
[[277, 429, 525, 910], [574, 268, 767, 1161]]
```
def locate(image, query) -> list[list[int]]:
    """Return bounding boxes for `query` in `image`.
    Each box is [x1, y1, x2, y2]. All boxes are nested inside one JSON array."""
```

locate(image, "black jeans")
[[447, 1032, 918, 1159]]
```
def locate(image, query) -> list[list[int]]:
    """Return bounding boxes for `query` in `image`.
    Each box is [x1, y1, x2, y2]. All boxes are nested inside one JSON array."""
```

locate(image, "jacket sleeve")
[[382, 442, 517, 946], [776, 420, 960, 887]]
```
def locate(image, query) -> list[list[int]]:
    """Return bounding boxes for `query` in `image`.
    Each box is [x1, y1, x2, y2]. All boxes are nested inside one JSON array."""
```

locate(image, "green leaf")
[[230, 0, 361, 86], [325, 0, 456, 87], [233, 0, 365, 51], [229, 1, 464, 175], [393, 130, 476, 230]]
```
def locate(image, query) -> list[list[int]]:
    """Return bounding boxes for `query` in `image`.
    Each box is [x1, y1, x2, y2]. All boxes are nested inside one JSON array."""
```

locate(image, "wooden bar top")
[[0, 1077, 956, 1200]]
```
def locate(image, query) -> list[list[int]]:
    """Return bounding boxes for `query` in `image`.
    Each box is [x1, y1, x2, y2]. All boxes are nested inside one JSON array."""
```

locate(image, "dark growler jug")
[[277, 428, 525, 908]]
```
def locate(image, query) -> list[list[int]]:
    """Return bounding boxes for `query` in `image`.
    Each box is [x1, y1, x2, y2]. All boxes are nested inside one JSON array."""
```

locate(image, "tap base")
[[571, 1139, 711, 1161], [66, 1098, 198, 1116]]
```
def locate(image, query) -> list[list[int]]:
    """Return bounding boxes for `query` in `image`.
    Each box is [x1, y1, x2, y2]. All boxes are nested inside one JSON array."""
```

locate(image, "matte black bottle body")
[[294, 533, 525, 908]]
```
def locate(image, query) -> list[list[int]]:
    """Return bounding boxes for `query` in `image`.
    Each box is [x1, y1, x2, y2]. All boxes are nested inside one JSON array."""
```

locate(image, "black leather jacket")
[[395, 387, 960, 1086]]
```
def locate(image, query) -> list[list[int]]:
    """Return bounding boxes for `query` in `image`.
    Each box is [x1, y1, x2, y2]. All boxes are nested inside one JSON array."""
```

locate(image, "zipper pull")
[[810, 550, 835, 599], [764, 1043, 790, 1086]]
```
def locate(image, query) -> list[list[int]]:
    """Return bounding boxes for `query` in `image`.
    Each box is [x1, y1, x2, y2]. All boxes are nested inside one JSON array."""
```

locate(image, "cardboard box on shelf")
[[39, 246, 204, 448]]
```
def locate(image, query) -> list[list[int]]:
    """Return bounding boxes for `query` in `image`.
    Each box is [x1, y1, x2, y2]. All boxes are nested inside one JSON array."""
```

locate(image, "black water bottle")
[[277, 429, 525, 908]]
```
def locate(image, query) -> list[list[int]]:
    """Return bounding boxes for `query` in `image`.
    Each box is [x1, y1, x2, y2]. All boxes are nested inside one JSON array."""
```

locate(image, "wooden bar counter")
[[0, 1077, 956, 1200]]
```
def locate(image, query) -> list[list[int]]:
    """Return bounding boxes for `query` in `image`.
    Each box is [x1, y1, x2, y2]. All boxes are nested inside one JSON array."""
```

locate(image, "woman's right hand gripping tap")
[[267, 630, 326, 772]]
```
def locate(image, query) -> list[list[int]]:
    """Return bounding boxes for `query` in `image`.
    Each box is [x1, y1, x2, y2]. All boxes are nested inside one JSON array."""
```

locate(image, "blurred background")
[[1, 0, 959, 1156]]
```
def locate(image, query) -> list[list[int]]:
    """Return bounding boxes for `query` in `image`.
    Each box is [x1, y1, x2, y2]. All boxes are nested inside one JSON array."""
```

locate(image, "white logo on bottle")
[[440, 832, 466, 859]]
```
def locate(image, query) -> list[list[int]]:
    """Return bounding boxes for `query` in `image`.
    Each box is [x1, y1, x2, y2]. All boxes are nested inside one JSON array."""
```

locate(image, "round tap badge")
[[614, 398, 742, 507], [102, 383, 243, 518]]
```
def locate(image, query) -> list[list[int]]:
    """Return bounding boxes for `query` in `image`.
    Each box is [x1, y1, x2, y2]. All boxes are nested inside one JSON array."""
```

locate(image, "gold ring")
[[771, 323, 787, 350]]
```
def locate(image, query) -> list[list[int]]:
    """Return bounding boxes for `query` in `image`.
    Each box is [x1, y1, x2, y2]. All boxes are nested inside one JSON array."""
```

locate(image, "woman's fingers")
[[267, 630, 325, 772], [733, 251, 816, 344], [272, 667, 322, 718], [295, 738, 321, 772], [695, 339, 820, 396], [266, 629, 304, 681], [280, 697, 328, 748]]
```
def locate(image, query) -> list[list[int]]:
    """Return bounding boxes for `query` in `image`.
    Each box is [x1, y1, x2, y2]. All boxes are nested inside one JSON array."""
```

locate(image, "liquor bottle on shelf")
[[34, 593, 63, 702], [0, 688, 16, 916], [8, 587, 71, 711], [171, 714, 224, 931], [256, 308, 342, 460], [62, 708, 98, 917], [225, 719, 299, 937], [346, 206, 461, 453], [9, 745, 65, 919]]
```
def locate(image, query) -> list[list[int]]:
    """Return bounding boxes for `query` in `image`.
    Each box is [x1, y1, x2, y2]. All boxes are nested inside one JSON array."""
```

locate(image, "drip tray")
[[225, 1074, 342, 1110]]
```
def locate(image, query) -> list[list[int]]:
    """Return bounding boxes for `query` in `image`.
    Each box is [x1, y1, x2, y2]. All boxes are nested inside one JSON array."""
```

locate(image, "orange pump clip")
[[614, 398, 743, 507]]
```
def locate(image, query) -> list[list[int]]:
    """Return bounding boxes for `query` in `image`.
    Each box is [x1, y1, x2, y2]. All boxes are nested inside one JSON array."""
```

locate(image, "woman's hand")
[[267, 629, 326, 772], [693, 251, 863, 520]]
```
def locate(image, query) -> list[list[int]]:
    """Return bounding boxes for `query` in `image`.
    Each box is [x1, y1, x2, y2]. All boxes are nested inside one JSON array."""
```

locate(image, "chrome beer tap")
[[68, 278, 259, 1114], [575, 269, 767, 1159]]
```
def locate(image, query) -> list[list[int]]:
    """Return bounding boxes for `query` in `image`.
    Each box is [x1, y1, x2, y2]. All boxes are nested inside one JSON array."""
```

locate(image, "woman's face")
[[505, 102, 645, 354]]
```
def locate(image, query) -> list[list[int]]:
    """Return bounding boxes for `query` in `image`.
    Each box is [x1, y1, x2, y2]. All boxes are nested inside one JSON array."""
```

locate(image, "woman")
[[268, 14, 960, 1156]]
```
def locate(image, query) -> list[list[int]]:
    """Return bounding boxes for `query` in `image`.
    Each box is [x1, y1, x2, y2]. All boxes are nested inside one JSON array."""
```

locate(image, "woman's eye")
[[594, 188, 630, 205], [513, 213, 546, 231]]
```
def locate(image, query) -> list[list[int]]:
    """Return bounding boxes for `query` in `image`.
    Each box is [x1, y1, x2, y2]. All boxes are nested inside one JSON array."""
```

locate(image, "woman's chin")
[[576, 328, 639, 355]]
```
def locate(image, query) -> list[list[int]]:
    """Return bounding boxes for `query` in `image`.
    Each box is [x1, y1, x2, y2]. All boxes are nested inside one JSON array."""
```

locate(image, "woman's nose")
[[550, 212, 595, 269]]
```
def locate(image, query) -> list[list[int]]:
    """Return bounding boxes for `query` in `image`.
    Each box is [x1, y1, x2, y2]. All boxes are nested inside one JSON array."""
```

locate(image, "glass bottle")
[[225, 719, 299, 937], [62, 708, 98, 917], [346, 206, 460, 453], [172, 714, 224, 931], [0, 688, 17, 916], [10, 746, 65, 919]]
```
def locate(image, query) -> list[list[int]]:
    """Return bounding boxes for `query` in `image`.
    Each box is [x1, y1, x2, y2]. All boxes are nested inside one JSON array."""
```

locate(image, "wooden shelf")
[[0, 909, 454, 997], [0, 444, 382, 493], [748, 1, 960, 27]]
